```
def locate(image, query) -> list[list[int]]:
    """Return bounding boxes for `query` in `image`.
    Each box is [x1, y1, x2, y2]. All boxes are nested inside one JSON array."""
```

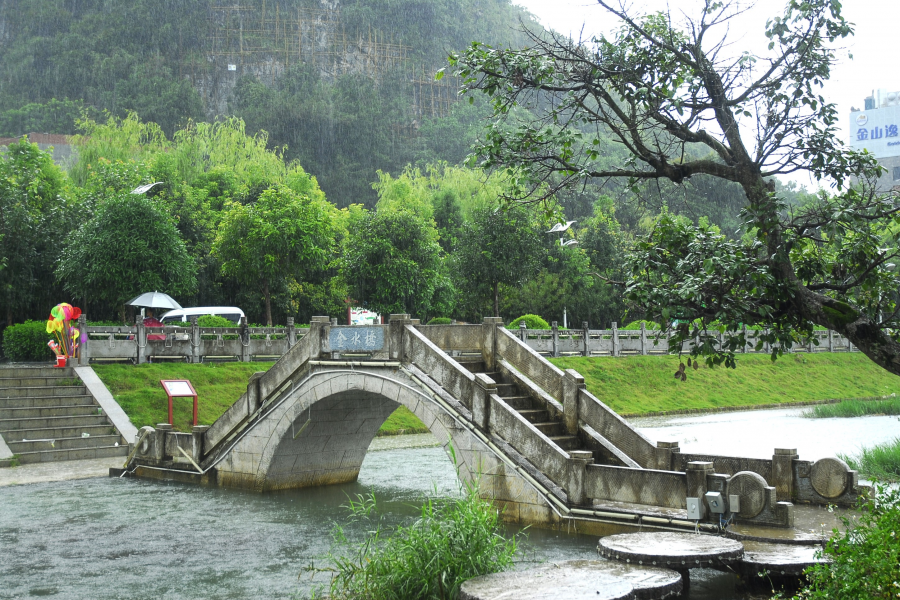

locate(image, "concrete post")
[[611, 322, 619, 357], [828, 329, 833, 352], [135, 315, 146, 364], [77, 314, 88, 365], [472, 373, 496, 431], [562, 369, 584, 435], [551, 321, 559, 357], [685, 461, 714, 519], [153, 423, 172, 460], [741, 324, 747, 353], [640, 322, 647, 356], [772, 448, 799, 502], [582, 321, 590, 357], [310, 316, 330, 358], [566, 450, 593, 506], [240, 316, 250, 362], [482, 317, 503, 372], [191, 425, 210, 461], [246, 371, 265, 415], [656, 441, 681, 471], [519, 320, 527, 342], [286, 317, 296, 349], [190, 317, 200, 363], [389, 314, 410, 361]]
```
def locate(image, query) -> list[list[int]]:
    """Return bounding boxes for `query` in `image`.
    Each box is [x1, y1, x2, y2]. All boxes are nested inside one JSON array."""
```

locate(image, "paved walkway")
[[0, 433, 440, 487]]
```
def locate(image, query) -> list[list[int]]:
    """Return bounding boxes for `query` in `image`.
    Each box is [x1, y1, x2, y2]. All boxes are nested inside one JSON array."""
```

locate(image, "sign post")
[[160, 380, 199, 427]]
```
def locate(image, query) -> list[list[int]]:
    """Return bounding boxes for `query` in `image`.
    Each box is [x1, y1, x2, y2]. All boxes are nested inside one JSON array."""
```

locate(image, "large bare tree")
[[449, 0, 900, 375]]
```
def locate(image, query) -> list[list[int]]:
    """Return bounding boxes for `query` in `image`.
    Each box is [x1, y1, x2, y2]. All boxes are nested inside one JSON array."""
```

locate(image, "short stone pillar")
[[472, 373, 496, 431], [245, 371, 266, 415], [551, 321, 559, 357], [685, 461, 714, 518], [562, 369, 584, 435], [519, 320, 527, 342], [611, 322, 619, 357], [153, 423, 173, 460], [482, 317, 503, 372], [135, 315, 146, 364], [310, 315, 331, 357], [286, 317, 296, 348], [190, 317, 200, 363], [772, 448, 799, 502], [77, 314, 88, 365], [566, 450, 593, 506], [656, 441, 681, 471], [240, 316, 250, 362], [582, 321, 590, 357], [191, 425, 210, 462], [640, 322, 647, 355], [388, 314, 411, 361]]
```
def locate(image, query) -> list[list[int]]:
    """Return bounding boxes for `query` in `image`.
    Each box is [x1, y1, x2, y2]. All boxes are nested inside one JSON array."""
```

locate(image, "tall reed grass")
[[839, 438, 900, 482], [803, 397, 900, 419]]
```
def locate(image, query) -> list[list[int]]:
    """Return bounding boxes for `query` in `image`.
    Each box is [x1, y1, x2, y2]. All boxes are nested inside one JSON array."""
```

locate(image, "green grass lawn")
[[549, 353, 900, 415], [92, 362, 428, 435], [93, 352, 900, 434]]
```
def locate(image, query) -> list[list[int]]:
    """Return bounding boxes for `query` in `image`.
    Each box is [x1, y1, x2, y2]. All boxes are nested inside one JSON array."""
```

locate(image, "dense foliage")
[[507, 314, 549, 330], [310, 485, 519, 600], [1, 320, 53, 361]]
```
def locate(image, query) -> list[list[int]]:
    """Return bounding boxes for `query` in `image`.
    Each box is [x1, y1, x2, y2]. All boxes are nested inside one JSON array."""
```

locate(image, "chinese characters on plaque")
[[329, 327, 385, 351]]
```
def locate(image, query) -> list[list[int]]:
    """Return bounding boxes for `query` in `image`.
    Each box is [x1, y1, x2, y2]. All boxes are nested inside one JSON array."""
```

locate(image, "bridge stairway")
[[0, 366, 128, 466], [455, 357, 616, 468]]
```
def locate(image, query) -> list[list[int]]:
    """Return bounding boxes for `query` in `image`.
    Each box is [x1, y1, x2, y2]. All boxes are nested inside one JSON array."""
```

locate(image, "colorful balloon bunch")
[[46, 303, 83, 358]]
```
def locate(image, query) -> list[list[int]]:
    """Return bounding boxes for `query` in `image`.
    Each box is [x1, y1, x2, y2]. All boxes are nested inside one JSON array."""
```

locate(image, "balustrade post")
[[566, 450, 593, 506], [482, 317, 503, 372], [388, 314, 410, 361], [685, 461, 714, 520], [519, 319, 527, 342], [240, 317, 250, 362], [77, 314, 88, 365], [472, 373, 496, 431], [828, 329, 834, 352], [563, 369, 584, 435], [286, 317, 296, 348], [551, 321, 559, 357], [190, 317, 200, 363], [582, 321, 590, 357], [611, 322, 619, 357], [741, 324, 747, 353], [640, 322, 647, 355], [772, 448, 799, 502], [135, 316, 146, 364], [310, 316, 331, 358]]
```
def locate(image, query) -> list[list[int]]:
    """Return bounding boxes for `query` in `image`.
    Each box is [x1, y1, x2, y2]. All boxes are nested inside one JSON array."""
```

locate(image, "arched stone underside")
[[212, 366, 557, 523]]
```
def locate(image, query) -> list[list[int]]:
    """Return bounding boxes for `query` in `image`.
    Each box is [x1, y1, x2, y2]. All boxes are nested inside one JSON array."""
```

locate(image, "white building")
[[848, 89, 900, 191]]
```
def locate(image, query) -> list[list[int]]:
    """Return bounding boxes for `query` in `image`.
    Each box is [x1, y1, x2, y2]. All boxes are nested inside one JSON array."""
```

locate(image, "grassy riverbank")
[[549, 353, 900, 415], [839, 438, 900, 482], [91, 362, 425, 434], [802, 396, 900, 418]]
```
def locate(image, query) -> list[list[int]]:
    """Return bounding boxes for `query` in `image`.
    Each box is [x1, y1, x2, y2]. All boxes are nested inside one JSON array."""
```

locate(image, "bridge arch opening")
[[233, 368, 471, 492]]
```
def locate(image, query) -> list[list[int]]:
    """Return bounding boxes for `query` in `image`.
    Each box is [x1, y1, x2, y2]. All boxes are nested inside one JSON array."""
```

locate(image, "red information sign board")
[[160, 379, 198, 427]]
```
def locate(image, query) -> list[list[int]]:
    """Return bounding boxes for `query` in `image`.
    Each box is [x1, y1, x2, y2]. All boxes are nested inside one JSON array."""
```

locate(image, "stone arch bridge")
[[128, 316, 865, 533]]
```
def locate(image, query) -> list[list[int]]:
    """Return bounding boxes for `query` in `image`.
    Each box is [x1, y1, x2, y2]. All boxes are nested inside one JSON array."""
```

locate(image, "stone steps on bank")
[[0, 414, 110, 432], [0, 403, 104, 419], [8, 433, 123, 453], [1, 423, 117, 442], [9, 443, 127, 465], [0, 394, 95, 409], [0, 385, 90, 398]]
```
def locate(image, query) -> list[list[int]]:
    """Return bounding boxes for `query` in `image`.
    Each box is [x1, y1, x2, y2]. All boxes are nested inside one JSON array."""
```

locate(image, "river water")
[[3, 407, 892, 599]]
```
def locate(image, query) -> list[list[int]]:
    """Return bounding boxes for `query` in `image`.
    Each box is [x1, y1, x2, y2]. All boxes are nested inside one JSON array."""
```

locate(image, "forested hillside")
[[0, 0, 534, 206]]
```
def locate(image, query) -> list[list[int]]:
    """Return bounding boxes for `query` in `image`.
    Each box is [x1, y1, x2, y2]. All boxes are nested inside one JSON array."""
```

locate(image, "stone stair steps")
[[1, 424, 116, 442], [0, 366, 74, 378], [550, 435, 583, 451], [0, 394, 95, 409], [517, 409, 550, 424], [9, 434, 122, 453], [0, 404, 105, 419], [0, 414, 110, 431], [10, 444, 127, 465], [0, 376, 83, 388], [0, 385, 89, 398], [500, 395, 536, 410]]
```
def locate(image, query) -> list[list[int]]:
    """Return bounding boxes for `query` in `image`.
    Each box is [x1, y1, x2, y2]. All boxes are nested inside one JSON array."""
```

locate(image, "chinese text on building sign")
[[856, 124, 899, 141], [329, 327, 384, 351]]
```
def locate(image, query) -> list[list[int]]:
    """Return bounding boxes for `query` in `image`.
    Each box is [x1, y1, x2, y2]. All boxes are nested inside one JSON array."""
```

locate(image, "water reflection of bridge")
[[124, 317, 865, 534]]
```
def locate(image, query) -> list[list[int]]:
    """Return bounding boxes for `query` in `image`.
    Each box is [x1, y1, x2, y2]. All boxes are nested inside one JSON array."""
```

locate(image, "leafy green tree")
[[456, 205, 542, 318], [212, 185, 341, 326], [56, 194, 197, 321], [343, 207, 448, 319], [0, 138, 70, 325], [453, 0, 900, 375]]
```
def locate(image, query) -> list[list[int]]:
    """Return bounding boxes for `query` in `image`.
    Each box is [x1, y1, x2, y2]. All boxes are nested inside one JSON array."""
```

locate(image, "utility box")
[[686, 497, 703, 520], [729, 494, 741, 514], [705, 491, 726, 514]]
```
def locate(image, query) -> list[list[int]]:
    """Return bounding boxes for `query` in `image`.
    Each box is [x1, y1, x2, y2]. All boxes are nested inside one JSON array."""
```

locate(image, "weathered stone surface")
[[809, 458, 849, 499], [597, 532, 744, 569], [460, 562, 635, 600], [727, 471, 769, 519], [738, 540, 828, 576]]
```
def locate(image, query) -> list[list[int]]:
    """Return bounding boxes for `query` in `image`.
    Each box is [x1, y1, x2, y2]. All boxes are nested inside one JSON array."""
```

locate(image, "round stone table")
[[459, 562, 635, 600], [738, 540, 829, 577], [597, 532, 744, 570]]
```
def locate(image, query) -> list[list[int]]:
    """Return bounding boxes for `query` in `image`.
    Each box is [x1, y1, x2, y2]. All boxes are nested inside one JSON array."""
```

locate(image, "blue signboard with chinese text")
[[329, 326, 385, 351]]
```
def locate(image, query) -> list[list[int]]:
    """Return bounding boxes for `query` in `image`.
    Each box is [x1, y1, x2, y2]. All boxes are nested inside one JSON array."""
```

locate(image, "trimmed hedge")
[[427, 317, 452, 325], [3, 320, 54, 362], [507, 314, 550, 330], [622, 320, 662, 330]]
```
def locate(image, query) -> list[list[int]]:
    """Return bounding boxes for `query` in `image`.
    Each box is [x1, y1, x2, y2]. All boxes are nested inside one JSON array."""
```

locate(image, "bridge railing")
[[516, 321, 857, 358]]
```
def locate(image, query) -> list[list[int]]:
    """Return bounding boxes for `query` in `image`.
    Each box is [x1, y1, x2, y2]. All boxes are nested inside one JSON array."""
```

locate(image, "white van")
[[160, 306, 246, 325]]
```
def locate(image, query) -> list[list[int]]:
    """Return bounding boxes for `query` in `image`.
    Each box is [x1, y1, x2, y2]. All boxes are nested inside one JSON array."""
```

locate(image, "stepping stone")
[[738, 540, 829, 577], [597, 532, 744, 570], [460, 562, 635, 600]]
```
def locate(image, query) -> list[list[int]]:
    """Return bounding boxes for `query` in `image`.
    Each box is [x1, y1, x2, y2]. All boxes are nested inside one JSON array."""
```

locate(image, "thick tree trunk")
[[264, 281, 272, 327]]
